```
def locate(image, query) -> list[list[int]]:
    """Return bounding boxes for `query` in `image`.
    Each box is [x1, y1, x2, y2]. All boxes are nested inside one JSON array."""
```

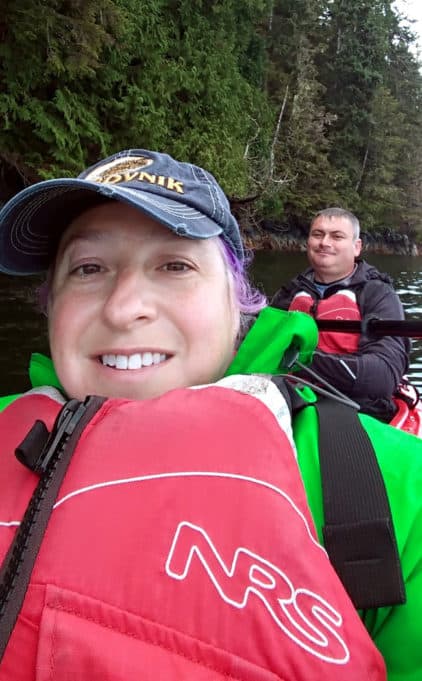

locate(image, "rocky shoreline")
[[241, 224, 420, 256]]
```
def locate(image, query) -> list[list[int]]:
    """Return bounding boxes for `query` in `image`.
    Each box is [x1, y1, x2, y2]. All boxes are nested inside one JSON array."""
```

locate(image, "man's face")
[[307, 215, 362, 283], [48, 202, 240, 401]]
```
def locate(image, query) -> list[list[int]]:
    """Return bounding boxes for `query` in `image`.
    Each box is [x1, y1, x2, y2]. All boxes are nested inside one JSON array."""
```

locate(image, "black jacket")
[[271, 260, 410, 421]]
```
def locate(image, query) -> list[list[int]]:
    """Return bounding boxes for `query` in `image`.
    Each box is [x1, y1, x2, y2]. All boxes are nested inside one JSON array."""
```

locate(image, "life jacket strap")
[[0, 395, 106, 662], [316, 398, 406, 610], [271, 377, 405, 610]]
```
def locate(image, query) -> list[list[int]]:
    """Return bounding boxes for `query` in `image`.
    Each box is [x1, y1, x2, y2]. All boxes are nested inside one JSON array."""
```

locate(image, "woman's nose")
[[102, 269, 157, 328]]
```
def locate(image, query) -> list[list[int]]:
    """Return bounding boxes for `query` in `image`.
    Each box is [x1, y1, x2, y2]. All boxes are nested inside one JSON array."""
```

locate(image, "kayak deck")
[[391, 396, 422, 437]]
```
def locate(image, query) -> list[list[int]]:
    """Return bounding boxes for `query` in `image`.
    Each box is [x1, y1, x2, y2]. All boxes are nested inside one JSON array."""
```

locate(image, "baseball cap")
[[0, 149, 244, 275]]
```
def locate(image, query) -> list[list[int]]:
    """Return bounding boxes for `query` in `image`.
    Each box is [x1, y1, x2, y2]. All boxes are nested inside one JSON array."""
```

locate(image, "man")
[[271, 207, 410, 421]]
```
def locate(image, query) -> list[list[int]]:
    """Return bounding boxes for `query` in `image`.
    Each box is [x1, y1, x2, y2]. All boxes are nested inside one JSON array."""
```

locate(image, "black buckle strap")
[[0, 395, 106, 661], [316, 398, 405, 610], [269, 378, 405, 610]]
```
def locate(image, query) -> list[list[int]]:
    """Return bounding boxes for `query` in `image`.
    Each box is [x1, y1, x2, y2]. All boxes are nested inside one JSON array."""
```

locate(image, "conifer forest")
[[1, 0, 421, 240]]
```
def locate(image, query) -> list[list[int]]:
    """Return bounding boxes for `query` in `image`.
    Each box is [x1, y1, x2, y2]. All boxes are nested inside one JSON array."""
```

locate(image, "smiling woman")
[[0, 149, 267, 402], [48, 202, 241, 401], [1, 148, 422, 681]]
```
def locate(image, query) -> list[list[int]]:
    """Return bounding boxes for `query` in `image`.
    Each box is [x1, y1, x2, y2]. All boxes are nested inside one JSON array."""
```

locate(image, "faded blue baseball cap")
[[0, 149, 244, 274]]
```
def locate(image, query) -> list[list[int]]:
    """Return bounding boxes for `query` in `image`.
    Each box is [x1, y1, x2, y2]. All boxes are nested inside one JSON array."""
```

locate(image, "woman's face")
[[48, 202, 240, 401]]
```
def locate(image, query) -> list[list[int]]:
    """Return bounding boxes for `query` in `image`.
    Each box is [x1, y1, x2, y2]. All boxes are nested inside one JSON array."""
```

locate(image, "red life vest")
[[289, 289, 361, 353], [0, 385, 385, 680]]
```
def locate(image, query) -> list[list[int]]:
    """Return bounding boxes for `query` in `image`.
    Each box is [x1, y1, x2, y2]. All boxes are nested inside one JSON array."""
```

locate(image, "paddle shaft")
[[316, 319, 422, 338]]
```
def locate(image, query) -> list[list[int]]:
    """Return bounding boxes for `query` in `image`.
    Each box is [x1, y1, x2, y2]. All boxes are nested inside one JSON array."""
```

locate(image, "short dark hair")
[[311, 207, 360, 241]]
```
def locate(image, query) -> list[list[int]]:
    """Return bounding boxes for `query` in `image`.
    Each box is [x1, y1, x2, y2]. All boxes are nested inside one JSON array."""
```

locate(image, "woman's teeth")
[[101, 352, 167, 370]]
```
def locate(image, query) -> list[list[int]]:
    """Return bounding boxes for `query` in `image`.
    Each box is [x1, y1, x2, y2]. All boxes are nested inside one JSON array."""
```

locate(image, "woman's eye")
[[70, 263, 103, 277], [161, 261, 192, 272]]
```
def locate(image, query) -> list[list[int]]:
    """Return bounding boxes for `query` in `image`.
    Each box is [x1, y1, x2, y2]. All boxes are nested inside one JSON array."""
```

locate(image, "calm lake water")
[[0, 252, 421, 395]]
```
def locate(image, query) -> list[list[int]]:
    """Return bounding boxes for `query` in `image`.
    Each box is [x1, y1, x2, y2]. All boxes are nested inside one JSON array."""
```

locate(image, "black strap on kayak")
[[271, 376, 406, 610], [315, 398, 406, 610], [316, 317, 422, 339], [271, 375, 311, 413], [0, 395, 106, 662]]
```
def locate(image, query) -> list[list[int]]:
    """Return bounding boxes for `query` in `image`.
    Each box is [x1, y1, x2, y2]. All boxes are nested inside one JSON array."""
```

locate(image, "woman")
[[0, 149, 413, 680]]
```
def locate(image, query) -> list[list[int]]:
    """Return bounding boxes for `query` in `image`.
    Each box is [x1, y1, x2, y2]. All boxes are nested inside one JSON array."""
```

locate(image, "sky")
[[394, 0, 422, 54]]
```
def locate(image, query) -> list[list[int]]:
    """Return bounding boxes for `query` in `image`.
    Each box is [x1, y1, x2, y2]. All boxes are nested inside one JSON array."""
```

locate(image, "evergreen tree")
[[273, 35, 337, 220], [385, 13, 422, 235], [357, 85, 407, 228], [318, 0, 393, 203], [0, 0, 271, 197], [257, 0, 336, 224], [0, 0, 123, 179], [0, 0, 420, 239]]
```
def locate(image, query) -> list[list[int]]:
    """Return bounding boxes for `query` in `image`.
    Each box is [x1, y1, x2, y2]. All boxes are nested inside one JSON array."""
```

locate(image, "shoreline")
[[242, 231, 420, 256]]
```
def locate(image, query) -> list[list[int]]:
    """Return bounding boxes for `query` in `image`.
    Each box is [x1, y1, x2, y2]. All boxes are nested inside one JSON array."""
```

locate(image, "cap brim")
[[0, 179, 224, 275]]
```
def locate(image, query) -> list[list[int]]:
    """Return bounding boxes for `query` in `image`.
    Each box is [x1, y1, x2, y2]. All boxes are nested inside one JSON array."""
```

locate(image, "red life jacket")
[[289, 289, 361, 353], [0, 385, 385, 681]]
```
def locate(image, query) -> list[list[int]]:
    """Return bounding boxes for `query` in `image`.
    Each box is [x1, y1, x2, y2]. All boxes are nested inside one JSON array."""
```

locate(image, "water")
[[0, 274, 49, 394], [0, 253, 421, 395]]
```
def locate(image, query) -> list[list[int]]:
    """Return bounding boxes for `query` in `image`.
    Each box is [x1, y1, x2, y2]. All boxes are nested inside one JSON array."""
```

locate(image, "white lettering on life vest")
[[166, 521, 350, 664]]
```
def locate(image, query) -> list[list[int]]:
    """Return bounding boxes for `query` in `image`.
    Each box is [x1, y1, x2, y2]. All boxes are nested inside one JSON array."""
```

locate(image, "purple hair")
[[216, 238, 267, 343], [217, 238, 267, 314]]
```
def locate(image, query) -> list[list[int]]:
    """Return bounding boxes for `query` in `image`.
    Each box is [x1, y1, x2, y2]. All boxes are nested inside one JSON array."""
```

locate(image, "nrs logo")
[[166, 521, 349, 664]]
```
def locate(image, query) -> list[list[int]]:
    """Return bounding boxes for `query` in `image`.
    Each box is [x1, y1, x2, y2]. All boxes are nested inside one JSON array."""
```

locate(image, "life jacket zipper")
[[0, 395, 106, 660]]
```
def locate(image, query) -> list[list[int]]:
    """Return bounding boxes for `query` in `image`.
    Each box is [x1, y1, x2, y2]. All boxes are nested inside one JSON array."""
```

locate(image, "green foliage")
[[318, 0, 393, 195], [0, 0, 122, 175], [0, 0, 421, 237]]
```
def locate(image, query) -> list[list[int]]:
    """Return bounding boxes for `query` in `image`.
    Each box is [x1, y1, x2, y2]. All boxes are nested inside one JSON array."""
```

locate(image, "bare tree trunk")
[[268, 0, 274, 32], [355, 143, 369, 193], [269, 85, 289, 179], [243, 118, 260, 159], [336, 27, 342, 54]]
